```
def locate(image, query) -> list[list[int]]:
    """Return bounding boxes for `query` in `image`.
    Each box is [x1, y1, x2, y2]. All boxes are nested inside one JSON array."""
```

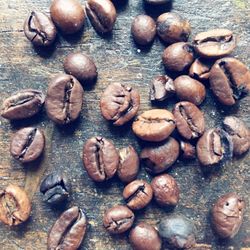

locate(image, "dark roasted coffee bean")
[[86, 0, 117, 34], [0, 184, 31, 226], [40, 172, 70, 205], [189, 58, 213, 81], [180, 141, 196, 159], [209, 57, 250, 106], [132, 109, 175, 142], [82, 137, 119, 182], [162, 42, 194, 72], [211, 193, 245, 239], [10, 127, 45, 163], [144, 0, 171, 5], [173, 101, 205, 139], [129, 222, 162, 250], [140, 137, 179, 174], [45, 74, 84, 125], [123, 180, 153, 210], [194, 29, 237, 58], [103, 205, 135, 234], [118, 146, 139, 183], [48, 206, 87, 250], [100, 83, 140, 126], [50, 0, 85, 34]]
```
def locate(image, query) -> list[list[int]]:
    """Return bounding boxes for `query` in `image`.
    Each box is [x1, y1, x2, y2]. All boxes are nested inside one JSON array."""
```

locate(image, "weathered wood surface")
[[0, 0, 249, 249]]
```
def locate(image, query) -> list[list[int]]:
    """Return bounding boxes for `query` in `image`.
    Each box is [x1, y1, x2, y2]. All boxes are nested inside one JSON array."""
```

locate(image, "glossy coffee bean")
[[132, 109, 176, 142], [194, 29, 237, 58], [140, 137, 179, 174], [82, 137, 119, 182], [0, 184, 31, 226], [173, 101, 205, 139], [1, 89, 45, 120], [123, 180, 153, 210], [211, 193, 245, 239], [48, 206, 87, 250], [144, 0, 171, 5], [10, 127, 45, 163], [23, 11, 57, 46], [189, 58, 213, 81], [45, 74, 84, 125], [180, 141, 196, 159], [209, 57, 250, 106], [103, 205, 135, 234]]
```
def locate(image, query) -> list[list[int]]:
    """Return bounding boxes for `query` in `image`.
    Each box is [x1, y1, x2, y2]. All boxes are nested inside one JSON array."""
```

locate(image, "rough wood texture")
[[0, 0, 249, 249]]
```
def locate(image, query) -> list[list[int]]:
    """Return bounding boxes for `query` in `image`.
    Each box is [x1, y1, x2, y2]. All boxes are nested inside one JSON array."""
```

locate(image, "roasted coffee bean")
[[129, 222, 162, 250], [173, 101, 205, 139], [211, 193, 245, 239], [162, 42, 195, 72], [194, 29, 237, 58], [209, 57, 250, 106], [132, 109, 175, 142], [158, 214, 196, 249], [50, 0, 85, 34], [131, 15, 156, 46], [123, 180, 153, 210], [10, 127, 45, 163], [45, 74, 84, 125], [189, 58, 213, 81], [157, 13, 191, 44], [23, 11, 57, 47], [1, 89, 45, 120], [144, 0, 171, 5], [100, 83, 140, 126], [103, 205, 135, 234], [118, 146, 139, 183], [223, 116, 250, 155], [0, 184, 31, 226], [48, 206, 87, 250], [82, 137, 119, 182], [140, 137, 179, 174], [180, 141, 196, 159], [86, 0, 117, 34], [40, 172, 70, 205]]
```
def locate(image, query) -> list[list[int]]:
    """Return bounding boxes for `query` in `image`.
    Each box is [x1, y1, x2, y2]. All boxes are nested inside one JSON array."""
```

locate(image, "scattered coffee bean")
[[189, 58, 213, 81], [180, 141, 196, 159], [144, 0, 171, 5]]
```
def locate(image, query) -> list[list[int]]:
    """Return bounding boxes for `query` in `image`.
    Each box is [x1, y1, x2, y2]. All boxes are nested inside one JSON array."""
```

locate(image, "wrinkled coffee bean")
[[100, 83, 140, 126], [0, 184, 31, 226], [82, 137, 119, 182], [10, 127, 45, 163], [173, 101, 205, 139], [123, 180, 153, 210], [144, 0, 171, 5], [140, 137, 179, 174], [209, 57, 250, 106], [40, 172, 70, 205], [48, 206, 87, 250], [45, 74, 84, 125], [103, 205, 135, 234], [23, 11, 57, 47], [189, 58, 213, 81], [194, 29, 237, 58], [132, 109, 176, 142], [180, 141, 196, 159], [1, 89, 45, 120], [211, 193, 245, 239]]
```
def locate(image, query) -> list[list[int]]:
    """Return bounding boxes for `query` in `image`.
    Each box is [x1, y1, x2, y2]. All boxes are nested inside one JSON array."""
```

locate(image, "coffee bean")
[[86, 0, 117, 34], [45, 74, 84, 125], [140, 137, 179, 174], [129, 222, 162, 250], [194, 29, 237, 58], [144, 0, 171, 5], [103, 205, 135, 234], [48, 206, 87, 250], [1, 89, 45, 120], [40, 172, 70, 205], [132, 109, 176, 142], [10, 127, 45, 163], [82, 137, 119, 182], [209, 57, 250, 106], [23, 11, 57, 47], [50, 0, 85, 34], [0, 184, 31, 226], [211, 193, 245, 239], [100, 83, 140, 126], [180, 141, 196, 159], [173, 101, 205, 140], [189, 58, 213, 81], [123, 180, 153, 210]]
